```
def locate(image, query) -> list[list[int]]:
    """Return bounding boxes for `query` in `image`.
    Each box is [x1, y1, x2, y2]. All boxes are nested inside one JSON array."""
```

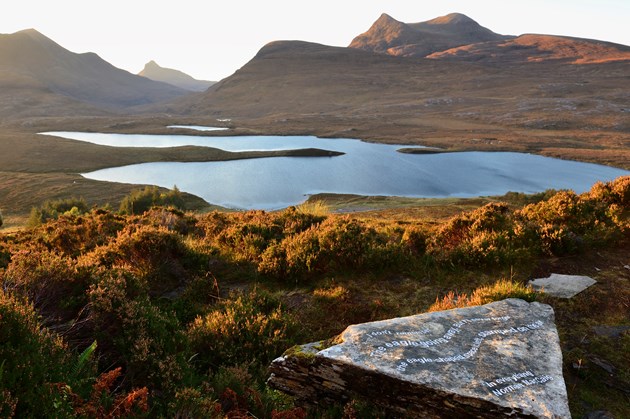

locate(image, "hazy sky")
[[2, 0, 629, 81]]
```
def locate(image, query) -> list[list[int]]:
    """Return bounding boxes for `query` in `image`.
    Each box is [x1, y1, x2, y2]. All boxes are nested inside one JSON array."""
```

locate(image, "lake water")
[[167, 125, 229, 132], [43, 131, 630, 210]]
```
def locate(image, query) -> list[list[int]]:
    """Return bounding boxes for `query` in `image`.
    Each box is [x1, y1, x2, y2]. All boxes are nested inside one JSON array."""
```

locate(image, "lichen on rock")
[[268, 298, 570, 418]]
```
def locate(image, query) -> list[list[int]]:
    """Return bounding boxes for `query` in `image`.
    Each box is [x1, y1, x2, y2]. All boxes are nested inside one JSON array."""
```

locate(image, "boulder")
[[268, 299, 570, 418], [528, 273, 596, 298]]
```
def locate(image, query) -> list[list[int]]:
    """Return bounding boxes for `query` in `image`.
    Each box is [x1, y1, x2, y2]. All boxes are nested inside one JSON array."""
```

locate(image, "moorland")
[[0, 11, 629, 418]]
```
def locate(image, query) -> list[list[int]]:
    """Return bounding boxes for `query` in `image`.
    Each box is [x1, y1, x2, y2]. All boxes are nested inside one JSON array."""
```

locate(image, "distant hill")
[[427, 34, 630, 64], [139, 60, 215, 92], [349, 13, 510, 57], [172, 32, 630, 149], [0, 29, 189, 114], [172, 12, 630, 131], [174, 40, 438, 118], [349, 13, 630, 65]]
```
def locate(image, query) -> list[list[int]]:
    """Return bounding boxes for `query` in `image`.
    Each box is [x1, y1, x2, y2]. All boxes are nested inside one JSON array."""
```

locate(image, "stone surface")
[[528, 273, 597, 298], [268, 299, 570, 418]]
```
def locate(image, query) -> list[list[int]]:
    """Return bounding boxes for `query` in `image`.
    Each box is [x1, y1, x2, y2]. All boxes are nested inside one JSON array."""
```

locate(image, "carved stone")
[[268, 299, 570, 418]]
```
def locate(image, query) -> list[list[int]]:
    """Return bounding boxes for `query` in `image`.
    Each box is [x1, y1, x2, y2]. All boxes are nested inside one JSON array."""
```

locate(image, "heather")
[[0, 176, 628, 417]]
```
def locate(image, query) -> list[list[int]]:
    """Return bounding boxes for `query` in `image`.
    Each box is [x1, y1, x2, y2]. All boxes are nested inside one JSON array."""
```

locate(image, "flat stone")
[[268, 299, 570, 418], [528, 273, 596, 298]]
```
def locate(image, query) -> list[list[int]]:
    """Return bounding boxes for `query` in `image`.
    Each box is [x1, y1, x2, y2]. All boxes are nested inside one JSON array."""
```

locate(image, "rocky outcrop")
[[268, 299, 570, 418]]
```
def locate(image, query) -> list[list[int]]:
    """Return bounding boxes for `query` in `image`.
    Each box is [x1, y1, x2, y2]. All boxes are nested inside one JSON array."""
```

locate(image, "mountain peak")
[[349, 13, 418, 54], [142, 60, 160, 71], [349, 12, 507, 57], [15, 28, 43, 36], [372, 13, 407, 30], [11, 28, 58, 46], [375, 13, 399, 24], [425, 13, 477, 26], [138, 60, 215, 92]]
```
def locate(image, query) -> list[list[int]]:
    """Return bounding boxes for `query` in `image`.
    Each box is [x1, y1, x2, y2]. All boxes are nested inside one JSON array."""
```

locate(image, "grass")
[[305, 193, 494, 221], [533, 248, 630, 417], [295, 200, 331, 217]]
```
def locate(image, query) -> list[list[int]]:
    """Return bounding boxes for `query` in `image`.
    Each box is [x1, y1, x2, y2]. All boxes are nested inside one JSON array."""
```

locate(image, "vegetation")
[[428, 279, 537, 312], [0, 176, 628, 417], [119, 186, 185, 215], [27, 197, 90, 227]]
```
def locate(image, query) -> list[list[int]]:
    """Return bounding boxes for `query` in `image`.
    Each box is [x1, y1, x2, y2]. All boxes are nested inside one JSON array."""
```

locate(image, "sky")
[[2, 0, 629, 81]]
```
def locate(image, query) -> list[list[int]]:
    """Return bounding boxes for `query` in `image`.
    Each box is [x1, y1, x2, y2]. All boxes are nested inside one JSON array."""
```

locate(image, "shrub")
[[0, 242, 10, 270], [214, 211, 285, 263], [210, 365, 302, 418], [2, 249, 92, 323], [428, 203, 531, 267], [88, 270, 189, 398], [187, 290, 300, 372], [167, 386, 222, 418], [278, 206, 326, 234], [86, 224, 197, 296], [519, 188, 621, 255], [0, 290, 72, 416], [119, 186, 185, 215], [37, 209, 126, 257], [586, 176, 630, 231], [0, 209, 3, 228], [500, 190, 558, 206], [401, 225, 427, 255], [27, 197, 89, 227], [138, 207, 198, 235], [198, 208, 325, 266], [259, 217, 400, 279], [587, 176, 630, 206]]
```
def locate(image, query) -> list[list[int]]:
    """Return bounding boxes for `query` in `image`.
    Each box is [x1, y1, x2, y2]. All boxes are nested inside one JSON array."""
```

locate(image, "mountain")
[[138, 60, 215, 92], [350, 13, 630, 65], [173, 40, 449, 118], [0, 29, 189, 113], [349, 13, 510, 57], [427, 34, 630, 64], [171, 32, 630, 165], [173, 12, 630, 132]]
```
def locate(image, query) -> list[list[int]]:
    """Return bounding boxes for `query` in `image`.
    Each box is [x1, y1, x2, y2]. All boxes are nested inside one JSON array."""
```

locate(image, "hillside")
[[428, 33, 630, 64], [348, 12, 630, 65], [349, 13, 510, 57], [173, 39, 630, 162], [166, 12, 630, 169], [0, 29, 189, 114], [138, 60, 215, 92]]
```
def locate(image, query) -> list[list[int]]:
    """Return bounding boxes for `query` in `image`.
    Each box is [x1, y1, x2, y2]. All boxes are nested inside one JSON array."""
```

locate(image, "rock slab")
[[268, 299, 570, 418], [529, 273, 596, 298]]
